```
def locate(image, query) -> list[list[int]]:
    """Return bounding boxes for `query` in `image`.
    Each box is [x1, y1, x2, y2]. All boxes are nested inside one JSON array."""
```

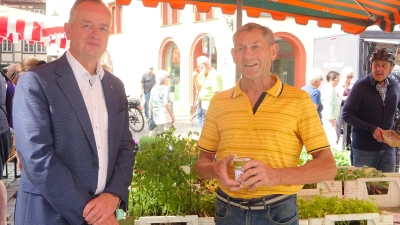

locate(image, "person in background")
[[13, 0, 135, 224], [301, 68, 324, 123], [102, 64, 113, 73], [321, 71, 341, 149], [5, 64, 17, 128], [0, 74, 10, 225], [388, 65, 400, 172], [192, 56, 222, 128], [343, 48, 400, 172], [195, 22, 336, 225], [140, 67, 156, 121], [12, 57, 45, 85], [335, 66, 354, 151], [149, 70, 175, 135]]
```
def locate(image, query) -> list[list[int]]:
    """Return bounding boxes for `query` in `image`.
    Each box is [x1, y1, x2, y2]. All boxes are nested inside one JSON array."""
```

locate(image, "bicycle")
[[127, 96, 145, 133]]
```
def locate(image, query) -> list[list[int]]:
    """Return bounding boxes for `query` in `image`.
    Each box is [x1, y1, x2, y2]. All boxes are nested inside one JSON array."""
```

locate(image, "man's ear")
[[64, 23, 71, 40], [271, 43, 279, 61], [231, 48, 237, 65]]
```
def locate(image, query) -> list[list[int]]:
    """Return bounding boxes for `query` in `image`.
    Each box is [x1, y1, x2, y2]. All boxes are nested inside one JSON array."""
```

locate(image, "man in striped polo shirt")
[[195, 22, 337, 225]]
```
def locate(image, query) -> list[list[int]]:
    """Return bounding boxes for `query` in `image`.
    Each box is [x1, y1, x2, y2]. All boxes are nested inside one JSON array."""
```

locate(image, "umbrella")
[[137, 0, 400, 34], [0, 6, 67, 48]]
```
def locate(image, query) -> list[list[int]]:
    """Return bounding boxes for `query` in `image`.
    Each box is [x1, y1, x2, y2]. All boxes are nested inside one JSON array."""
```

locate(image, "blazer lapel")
[[101, 73, 118, 166], [55, 55, 98, 156]]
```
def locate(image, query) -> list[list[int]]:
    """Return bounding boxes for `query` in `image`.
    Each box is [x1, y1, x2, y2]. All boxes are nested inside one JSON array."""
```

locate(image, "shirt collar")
[[66, 50, 105, 80], [231, 74, 283, 98]]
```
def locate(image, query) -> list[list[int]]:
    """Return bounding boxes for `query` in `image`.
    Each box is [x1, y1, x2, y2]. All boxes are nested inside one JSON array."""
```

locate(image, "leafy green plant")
[[138, 135, 156, 151], [299, 149, 350, 166], [335, 166, 389, 195], [297, 195, 381, 224], [128, 127, 215, 218]]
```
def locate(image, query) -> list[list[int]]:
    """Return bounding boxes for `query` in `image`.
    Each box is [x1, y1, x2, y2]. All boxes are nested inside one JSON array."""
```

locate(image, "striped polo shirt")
[[198, 75, 329, 199]]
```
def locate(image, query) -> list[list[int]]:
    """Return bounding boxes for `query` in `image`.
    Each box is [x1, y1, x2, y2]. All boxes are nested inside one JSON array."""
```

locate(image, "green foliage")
[[128, 127, 215, 218], [299, 149, 350, 166], [332, 150, 351, 166], [334, 166, 385, 182], [297, 195, 380, 223], [138, 135, 157, 151]]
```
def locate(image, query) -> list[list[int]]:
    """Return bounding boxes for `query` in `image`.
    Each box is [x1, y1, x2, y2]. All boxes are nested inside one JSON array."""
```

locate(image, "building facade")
[[104, 1, 345, 113], [0, 0, 48, 68]]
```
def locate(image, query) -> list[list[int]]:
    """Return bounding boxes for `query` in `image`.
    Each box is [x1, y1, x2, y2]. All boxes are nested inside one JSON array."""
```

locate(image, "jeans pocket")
[[215, 198, 229, 219], [265, 196, 298, 225]]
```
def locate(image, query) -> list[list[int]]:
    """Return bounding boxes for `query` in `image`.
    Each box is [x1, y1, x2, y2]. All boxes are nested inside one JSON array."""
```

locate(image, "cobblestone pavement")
[[2, 113, 200, 225]]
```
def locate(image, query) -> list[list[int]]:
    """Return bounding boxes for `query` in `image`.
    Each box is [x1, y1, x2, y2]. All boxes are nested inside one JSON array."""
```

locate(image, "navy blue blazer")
[[13, 53, 135, 225]]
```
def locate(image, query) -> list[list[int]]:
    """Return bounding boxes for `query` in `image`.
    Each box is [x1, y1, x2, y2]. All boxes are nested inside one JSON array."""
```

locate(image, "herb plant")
[[128, 128, 215, 218]]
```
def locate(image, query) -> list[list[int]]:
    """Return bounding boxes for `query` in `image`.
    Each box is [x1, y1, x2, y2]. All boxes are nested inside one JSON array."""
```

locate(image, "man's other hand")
[[83, 193, 120, 225], [93, 214, 118, 225]]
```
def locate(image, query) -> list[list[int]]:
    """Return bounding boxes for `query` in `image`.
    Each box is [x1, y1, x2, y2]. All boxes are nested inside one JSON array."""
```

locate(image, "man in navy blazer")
[[13, 1, 135, 224]]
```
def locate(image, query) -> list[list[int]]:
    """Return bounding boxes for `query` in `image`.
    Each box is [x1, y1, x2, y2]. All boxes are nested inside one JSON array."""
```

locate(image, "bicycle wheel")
[[129, 107, 145, 132]]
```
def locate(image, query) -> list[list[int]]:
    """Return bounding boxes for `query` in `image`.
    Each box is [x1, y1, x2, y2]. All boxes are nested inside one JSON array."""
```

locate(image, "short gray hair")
[[307, 68, 323, 84], [69, 0, 109, 23], [233, 22, 275, 46], [197, 56, 211, 65], [341, 66, 354, 78]]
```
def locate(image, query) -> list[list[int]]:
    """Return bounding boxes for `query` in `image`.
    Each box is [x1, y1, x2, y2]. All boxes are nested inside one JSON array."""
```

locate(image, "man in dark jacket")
[[343, 48, 400, 172]]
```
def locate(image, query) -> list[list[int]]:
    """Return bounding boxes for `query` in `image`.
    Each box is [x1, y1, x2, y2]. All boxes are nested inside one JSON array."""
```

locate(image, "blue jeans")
[[144, 92, 151, 119], [215, 192, 298, 225], [352, 147, 395, 172], [196, 105, 207, 128]]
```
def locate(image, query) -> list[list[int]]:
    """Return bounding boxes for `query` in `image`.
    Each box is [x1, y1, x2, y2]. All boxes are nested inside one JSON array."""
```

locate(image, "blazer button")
[[92, 162, 99, 168]]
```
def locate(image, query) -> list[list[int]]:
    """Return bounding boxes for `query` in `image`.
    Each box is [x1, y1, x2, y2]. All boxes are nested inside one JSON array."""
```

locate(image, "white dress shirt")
[[66, 51, 109, 195]]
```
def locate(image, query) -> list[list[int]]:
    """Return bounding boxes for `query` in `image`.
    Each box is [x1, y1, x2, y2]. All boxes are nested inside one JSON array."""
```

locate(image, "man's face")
[[231, 29, 278, 80], [371, 60, 394, 82], [149, 68, 153, 74], [64, 1, 111, 64]]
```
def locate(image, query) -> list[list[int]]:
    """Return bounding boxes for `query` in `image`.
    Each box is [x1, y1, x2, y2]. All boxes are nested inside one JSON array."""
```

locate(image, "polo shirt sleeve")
[[198, 99, 220, 153], [298, 92, 330, 154]]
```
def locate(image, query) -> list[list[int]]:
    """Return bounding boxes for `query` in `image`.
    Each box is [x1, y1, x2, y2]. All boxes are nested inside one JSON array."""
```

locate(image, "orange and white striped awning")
[[0, 6, 68, 48]]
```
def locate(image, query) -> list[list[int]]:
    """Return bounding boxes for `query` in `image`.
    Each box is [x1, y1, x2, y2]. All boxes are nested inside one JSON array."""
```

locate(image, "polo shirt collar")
[[231, 74, 283, 98]]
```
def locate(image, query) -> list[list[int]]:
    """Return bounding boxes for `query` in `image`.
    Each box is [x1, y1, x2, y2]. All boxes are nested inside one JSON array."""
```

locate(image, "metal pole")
[[208, 33, 212, 62], [235, 0, 243, 82]]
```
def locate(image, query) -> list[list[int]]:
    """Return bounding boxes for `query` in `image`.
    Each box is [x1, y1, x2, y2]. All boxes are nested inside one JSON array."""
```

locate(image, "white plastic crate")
[[297, 180, 342, 198], [138, 215, 199, 225], [344, 177, 400, 207], [198, 217, 214, 225], [307, 213, 392, 225]]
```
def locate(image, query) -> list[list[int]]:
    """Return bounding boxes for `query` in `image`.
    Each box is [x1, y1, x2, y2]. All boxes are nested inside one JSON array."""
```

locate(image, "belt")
[[216, 189, 292, 211]]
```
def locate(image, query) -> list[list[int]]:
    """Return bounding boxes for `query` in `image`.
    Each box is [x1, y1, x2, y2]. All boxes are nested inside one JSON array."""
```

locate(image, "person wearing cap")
[[343, 47, 400, 172], [140, 67, 156, 120], [149, 70, 175, 135], [301, 68, 324, 123]]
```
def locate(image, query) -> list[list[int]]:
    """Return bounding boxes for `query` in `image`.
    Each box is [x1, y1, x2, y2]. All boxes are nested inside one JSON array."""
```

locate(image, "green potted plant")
[[297, 195, 393, 225], [124, 127, 215, 224]]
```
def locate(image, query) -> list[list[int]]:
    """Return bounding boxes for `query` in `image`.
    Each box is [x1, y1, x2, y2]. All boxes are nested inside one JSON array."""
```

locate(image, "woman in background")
[[335, 66, 354, 151], [301, 68, 324, 123], [149, 70, 175, 135], [321, 71, 341, 149]]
